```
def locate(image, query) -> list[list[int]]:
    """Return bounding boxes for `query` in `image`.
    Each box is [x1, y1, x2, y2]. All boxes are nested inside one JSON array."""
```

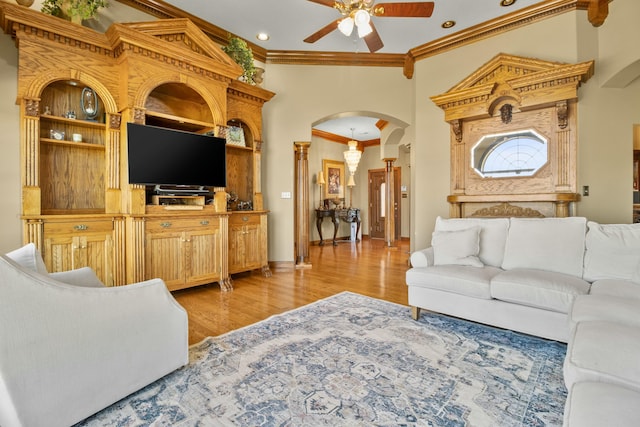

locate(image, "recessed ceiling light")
[[256, 33, 269, 41], [500, 0, 516, 6], [441, 20, 456, 29]]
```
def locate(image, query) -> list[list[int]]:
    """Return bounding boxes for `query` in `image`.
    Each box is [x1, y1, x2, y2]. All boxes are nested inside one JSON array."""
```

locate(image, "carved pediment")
[[448, 53, 575, 91], [430, 53, 594, 121], [108, 19, 243, 81]]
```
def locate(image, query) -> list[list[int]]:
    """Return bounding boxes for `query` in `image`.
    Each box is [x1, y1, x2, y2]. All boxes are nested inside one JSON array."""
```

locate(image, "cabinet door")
[[145, 229, 185, 291], [241, 223, 261, 270], [186, 224, 222, 285], [43, 220, 114, 286], [228, 221, 245, 273]]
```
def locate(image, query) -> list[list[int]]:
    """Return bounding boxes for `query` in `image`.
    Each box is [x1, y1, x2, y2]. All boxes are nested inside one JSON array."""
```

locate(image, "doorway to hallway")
[[368, 167, 401, 240]]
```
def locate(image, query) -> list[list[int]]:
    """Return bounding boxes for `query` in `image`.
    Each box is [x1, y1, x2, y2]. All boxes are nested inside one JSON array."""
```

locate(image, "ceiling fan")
[[304, 0, 435, 53]]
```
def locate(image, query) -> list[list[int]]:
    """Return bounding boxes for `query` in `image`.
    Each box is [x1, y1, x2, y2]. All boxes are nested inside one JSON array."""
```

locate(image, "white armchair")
[[0, 248, 189, 427]]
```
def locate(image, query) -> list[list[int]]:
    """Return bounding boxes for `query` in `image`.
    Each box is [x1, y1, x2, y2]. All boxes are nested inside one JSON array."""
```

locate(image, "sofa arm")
[[410, 247, 434, 267], [49, 267, 105, 288]]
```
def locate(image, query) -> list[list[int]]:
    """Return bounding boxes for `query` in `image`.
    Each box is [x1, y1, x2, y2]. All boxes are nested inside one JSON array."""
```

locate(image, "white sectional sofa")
[[406, 217, 640, 426], [0, 244, 189, 427]]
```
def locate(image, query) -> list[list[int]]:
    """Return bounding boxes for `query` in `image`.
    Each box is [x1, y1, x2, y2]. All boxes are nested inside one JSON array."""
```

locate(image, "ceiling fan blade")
[[304, 19, 340, 44], [364, 22, 384, 53], [375, 2, 435, 17], [307, 0, 338, 8]]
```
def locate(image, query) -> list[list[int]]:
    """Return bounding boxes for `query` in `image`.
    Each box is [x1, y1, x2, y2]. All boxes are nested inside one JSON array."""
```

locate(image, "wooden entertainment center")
[[1, 3, 274, 290]]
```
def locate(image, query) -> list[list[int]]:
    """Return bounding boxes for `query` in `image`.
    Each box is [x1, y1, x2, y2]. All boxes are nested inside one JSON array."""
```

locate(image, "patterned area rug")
[[77, 292, 567, 426]]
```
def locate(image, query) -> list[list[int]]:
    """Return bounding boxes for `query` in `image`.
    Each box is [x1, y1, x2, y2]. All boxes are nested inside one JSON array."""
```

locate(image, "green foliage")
[[41, 0, 108, 21], [222, 35, 256, 84]]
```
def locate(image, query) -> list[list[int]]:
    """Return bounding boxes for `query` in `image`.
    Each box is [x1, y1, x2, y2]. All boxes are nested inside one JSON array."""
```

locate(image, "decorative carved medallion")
[[25, 98, 39, 117], [109, 114, 122, 130], [556, 100, 568, 129], [451, 119, 463, 142], [471, 202, 545, 218], [133, 108, 146, 124], [500, 104, 512, 124]]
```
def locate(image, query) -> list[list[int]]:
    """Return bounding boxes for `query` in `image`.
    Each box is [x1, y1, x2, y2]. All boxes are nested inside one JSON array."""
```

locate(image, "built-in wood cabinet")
[[144, 210, 230, 291], [4, 3, 274, 291], [228, 211, 270, 276], [39, 217, 117, 286]]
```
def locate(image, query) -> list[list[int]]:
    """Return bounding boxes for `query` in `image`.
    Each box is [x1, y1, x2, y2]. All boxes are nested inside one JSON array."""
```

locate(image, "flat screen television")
[[127, 122, 227, 190]]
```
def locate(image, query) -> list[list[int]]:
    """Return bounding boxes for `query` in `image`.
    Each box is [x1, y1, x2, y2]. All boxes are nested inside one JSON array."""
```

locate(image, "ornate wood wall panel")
[[431, 53, 594, 218]]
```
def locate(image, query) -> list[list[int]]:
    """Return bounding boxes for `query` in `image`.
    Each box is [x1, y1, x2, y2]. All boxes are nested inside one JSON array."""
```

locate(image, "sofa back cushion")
[[501, 217, 587, 277], [583, 221, 640, 282], [433, 216, 509, 268]]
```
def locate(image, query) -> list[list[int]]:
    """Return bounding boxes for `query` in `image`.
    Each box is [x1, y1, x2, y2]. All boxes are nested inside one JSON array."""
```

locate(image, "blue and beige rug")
[[77, 292, 567, 426]]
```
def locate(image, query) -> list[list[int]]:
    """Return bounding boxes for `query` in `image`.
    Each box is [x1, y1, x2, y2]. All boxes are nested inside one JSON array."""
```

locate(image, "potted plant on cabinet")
[[41, 0, 107, 24], [222, 35, 257, 84]]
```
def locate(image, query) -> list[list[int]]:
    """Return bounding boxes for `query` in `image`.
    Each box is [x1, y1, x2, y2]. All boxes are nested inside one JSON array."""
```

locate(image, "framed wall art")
[[323, 159, 344, 200]]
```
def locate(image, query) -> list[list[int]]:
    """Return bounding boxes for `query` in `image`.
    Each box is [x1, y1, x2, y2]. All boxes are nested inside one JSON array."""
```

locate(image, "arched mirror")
[[471, 129, 548, 178]]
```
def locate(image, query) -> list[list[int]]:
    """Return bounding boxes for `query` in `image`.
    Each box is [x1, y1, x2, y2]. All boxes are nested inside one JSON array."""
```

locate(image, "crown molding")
[[117, 0, 596, 74]]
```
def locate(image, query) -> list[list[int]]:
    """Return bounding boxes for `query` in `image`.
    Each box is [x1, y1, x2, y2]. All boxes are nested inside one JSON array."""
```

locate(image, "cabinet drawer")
[[43, 219, 113, 234], [146, 217, 218, 232], [229, 214, 260, 226]]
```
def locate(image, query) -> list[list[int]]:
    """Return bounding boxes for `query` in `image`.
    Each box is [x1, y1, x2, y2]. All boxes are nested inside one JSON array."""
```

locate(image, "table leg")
[[332, 216, 339, 246], [316, 215, 324, 246]]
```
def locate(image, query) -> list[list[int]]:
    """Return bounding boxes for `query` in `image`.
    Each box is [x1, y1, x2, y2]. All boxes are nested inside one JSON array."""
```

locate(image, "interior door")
[[368, 168, 401, 240]]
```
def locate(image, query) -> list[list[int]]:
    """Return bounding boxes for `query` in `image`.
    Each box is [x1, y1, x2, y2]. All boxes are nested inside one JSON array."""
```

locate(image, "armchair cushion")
[[6, 243, 48, 275], [49, 267, 105, 288]]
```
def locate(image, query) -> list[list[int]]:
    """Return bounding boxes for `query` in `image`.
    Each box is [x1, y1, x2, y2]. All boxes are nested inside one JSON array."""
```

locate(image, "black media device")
[[127, 122, 227, 192]]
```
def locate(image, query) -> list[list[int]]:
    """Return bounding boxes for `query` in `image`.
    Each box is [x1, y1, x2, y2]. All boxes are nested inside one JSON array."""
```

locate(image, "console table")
[[315, 208, 361, 246]]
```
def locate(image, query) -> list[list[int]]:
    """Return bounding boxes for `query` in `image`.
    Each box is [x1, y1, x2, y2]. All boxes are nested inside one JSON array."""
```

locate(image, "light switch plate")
[[281, 191, 292, 199]]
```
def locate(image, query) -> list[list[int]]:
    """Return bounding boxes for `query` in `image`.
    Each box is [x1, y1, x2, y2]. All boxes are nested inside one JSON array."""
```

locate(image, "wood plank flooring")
[[173, 238, 411, 345]]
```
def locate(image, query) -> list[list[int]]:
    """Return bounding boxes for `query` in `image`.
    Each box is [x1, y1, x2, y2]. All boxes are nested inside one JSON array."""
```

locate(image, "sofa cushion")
[[434, 216, 509, 267], [583, 221, 640, 282], [589, 279, 640, 299], [6, 243, 48, 275], [564, 382, 640, 427], [490, 268, 590, 313], [432, 226, 483, 267], [564, 321, 640, 392], [501, 217, 587, 277], [405, 265, 502, 299], [569, 294, 640, 331]]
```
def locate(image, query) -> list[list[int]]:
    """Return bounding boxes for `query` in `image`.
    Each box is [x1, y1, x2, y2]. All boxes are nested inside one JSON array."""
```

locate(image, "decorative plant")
[[41, 0, 108, 23], [221, 35, 256, 84]]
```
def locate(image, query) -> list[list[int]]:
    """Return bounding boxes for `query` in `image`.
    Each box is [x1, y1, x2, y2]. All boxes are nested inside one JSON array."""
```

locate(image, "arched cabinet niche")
[[431, 53, 594, 218]]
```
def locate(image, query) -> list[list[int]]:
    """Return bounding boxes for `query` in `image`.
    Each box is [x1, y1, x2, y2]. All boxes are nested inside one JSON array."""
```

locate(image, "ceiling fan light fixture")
[[354, 9, 370, 27], [338, 16, 355, 36], [357, 22, 373, 38]]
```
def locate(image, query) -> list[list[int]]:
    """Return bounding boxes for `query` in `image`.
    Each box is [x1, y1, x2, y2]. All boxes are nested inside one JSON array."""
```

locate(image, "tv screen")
[[127, 123, 227, 188]]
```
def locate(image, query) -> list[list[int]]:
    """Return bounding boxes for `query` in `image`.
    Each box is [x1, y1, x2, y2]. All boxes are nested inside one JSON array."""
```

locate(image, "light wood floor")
[[173, 238, 411, 345]]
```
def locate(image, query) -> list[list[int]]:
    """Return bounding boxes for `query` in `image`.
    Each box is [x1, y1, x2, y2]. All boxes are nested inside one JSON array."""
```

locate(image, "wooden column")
[[294, 141, 312, 268], [384, 158, 396, 248]]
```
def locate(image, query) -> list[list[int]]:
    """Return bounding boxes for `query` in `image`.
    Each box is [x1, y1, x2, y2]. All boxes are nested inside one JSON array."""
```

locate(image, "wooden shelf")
[[226, 144, 253, 152], [40, 138, 105, 149], [145, 111, 215, 133], [40, 115, 106, 129]]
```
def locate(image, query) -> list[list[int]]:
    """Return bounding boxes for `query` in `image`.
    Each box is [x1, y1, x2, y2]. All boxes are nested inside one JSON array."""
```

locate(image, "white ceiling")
[[160, 0, 545, 141], [164, 0, 543, 55]]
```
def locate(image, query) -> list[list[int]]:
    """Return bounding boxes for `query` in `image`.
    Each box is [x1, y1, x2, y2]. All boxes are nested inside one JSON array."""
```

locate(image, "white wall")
[[0, 34, 21, 253]]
